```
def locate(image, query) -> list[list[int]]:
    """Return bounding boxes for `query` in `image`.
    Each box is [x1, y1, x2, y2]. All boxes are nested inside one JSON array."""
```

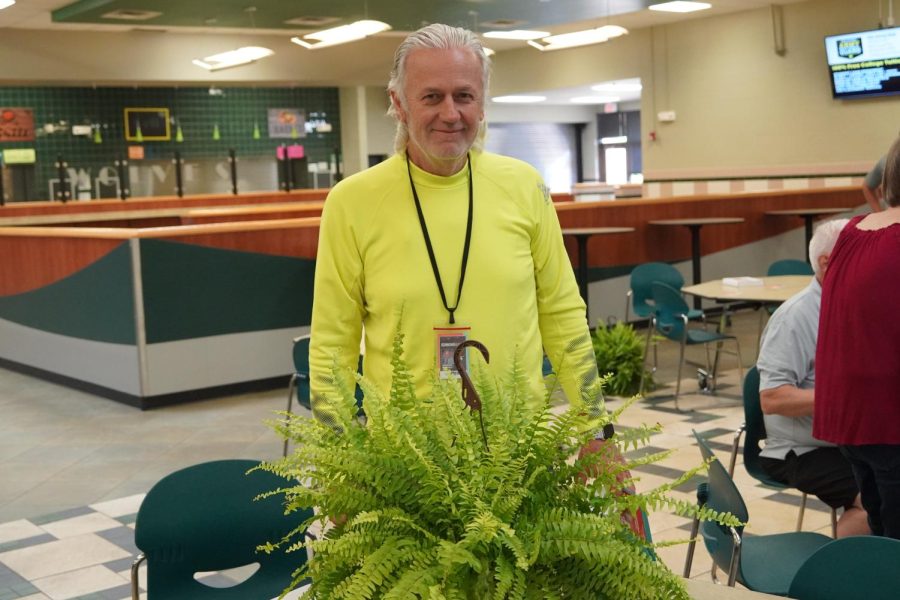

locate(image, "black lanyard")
[[405, 154, 473, 325]]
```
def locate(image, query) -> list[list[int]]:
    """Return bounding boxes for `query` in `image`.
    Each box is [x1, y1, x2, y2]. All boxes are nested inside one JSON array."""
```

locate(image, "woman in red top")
[[815, 135, 900, 539]]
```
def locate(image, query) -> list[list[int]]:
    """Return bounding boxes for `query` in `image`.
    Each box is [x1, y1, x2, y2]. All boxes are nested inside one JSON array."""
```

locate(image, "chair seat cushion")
[[740, 531, 831, 595], [685, 329, 733, 345]]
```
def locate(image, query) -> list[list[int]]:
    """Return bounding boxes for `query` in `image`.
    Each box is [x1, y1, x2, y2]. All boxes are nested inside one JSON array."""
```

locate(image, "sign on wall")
[[267, 108, 306, 138], [0, 108, 36, 142]]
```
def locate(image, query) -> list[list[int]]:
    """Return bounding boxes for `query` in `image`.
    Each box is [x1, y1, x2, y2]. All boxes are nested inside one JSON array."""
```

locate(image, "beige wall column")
[[339, 85, 369, 176]]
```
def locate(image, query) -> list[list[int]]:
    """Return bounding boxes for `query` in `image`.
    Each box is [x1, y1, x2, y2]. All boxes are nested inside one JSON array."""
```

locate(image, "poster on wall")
[[0, 108, 36, 142], [124, 108, 171, 141], [268, 108, 306, 138]]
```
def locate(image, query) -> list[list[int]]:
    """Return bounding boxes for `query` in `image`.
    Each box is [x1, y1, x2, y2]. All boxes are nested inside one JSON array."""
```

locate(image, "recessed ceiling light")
[[600, 135, 628, 144], [0, 0, 16, 11], [591, 81, 642, 93], [527, 25, 628, 51], [649, 1, 712, 13], [570, 96, 620, 104], [484, 47, 496, 57], [482, 30, 550, 40], [492, 95, 547, 104]]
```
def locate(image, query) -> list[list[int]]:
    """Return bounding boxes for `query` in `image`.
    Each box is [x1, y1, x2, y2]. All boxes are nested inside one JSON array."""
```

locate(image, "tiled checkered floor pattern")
[[0, 367, 839, 599], [0, 306, 837, 598]]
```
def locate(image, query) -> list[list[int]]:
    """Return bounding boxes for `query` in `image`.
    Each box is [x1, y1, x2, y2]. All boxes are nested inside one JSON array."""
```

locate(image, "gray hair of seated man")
[[809, 218, 850, 278]]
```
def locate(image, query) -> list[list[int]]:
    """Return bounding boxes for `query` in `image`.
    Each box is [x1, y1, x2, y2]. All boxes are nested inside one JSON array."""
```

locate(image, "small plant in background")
[[258, 333, 737, 599], [592, 320, 655, 397]]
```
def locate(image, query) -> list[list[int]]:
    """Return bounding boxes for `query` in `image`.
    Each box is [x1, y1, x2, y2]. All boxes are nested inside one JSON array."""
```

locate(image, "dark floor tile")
[[29, 505, 94, 525], [0, 533, 56, 554], [96, 526, 138, 555], [763, 491, 830, 512]]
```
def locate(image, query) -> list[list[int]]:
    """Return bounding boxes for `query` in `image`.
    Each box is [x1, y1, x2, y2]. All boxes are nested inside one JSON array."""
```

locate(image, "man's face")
[[391, 47, 485, 176]]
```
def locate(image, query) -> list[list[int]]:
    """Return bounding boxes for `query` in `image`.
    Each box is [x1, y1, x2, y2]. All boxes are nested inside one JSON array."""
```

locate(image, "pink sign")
[[276, 145, 305, 160]]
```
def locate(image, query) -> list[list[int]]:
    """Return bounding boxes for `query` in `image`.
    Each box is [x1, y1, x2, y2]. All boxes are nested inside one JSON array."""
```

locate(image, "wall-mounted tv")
[[825, 26, 900, 99]]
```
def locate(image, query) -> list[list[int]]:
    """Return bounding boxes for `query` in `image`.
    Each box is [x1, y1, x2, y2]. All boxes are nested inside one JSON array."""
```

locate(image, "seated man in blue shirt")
[[757, 218, 869, 537]]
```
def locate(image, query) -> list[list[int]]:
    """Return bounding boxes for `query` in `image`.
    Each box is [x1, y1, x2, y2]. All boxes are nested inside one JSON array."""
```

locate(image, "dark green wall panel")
[[0, 85, 340, 200], [140, 239, 315, 344], [0, 242, 136, 344]]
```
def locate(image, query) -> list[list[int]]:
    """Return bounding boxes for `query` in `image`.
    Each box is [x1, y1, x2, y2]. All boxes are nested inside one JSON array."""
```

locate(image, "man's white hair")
[[809, 218, 850, 278], [386, 23, 492, 155]]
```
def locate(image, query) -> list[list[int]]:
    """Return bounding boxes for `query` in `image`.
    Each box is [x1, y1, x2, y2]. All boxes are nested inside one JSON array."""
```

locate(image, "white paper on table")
[[722, 276, 764, 288]]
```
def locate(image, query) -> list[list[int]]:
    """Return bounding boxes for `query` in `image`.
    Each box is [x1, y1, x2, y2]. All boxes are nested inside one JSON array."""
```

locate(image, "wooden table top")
[[561, 227, 636, 236], [649, 217, 745, 226], [682, 275, 813, 303], [765, 207, 851, 217]]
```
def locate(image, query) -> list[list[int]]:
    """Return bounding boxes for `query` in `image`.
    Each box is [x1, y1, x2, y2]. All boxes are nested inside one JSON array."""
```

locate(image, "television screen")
[[824, 26, 900, 99]]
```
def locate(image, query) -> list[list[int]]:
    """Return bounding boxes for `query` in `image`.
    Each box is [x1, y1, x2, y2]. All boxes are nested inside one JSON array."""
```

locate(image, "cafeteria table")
[[649, 217, 745, 309], [765, 207, 850, 263], [561, 227, 635, 322]]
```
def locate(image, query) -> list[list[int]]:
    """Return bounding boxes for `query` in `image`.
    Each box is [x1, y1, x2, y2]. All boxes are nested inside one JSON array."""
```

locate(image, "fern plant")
[[592, 321, 655, 397], [259, 333, 738, 599]]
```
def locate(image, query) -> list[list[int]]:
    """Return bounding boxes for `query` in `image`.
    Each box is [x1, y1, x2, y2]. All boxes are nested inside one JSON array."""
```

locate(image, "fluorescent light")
[[592, 81, 642, 93], [483, 47, 496, 57], [571, 96, 620, 104], [482, 30, 549, 40], [491, 95, 547, 104], [0, 0, 15, 10], [291, 19, 391, 49], [600, 136, 628, 144], [192, 46, 274, 71], [527, 25, 628, 51], [649, 1, 712, 13]]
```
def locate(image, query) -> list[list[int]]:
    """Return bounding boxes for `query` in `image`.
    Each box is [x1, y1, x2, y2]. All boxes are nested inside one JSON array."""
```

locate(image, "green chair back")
[[292, 337, 363, 413], [650, 281, 691, 341], [767, 259, 814, 276], [788, 536, 900, 600], [629, 262, 685, 319], [741, 366, 788, 488], [135, 459, 312, 600], [690, 431, 830, 594]]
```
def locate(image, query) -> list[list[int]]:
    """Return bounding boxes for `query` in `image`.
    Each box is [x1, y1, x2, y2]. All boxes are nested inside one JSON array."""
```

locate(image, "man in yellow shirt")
[[310, 24, 602, 426]]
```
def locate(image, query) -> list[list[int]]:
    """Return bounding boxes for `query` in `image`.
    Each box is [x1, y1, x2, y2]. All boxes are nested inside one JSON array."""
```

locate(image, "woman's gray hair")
[[809, 218, 850, 277], [386, 23, 492, 154]]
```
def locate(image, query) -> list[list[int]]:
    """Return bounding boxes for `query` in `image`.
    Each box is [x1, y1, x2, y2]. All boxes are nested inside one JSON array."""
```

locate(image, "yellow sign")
[[2, 148, 37, 164]]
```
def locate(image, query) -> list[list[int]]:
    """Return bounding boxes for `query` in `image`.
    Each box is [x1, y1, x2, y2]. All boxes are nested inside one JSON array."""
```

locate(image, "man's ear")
[[817, 252, 830, 275], [390, 91, 407, 123]]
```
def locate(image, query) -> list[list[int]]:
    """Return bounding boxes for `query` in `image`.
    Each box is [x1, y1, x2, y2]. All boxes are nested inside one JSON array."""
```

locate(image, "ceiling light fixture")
[[649, 1, 712, 13], [290, 19, 391, 49], [527, 25, 628, 51], [492, 95, 547, 104], [192, 46, 274, 71], [570, 95, 620, 104], [0, 0, 17, 9], [482, 29, 549, 40]]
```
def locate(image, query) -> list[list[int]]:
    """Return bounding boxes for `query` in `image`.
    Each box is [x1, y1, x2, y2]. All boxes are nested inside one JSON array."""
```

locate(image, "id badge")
[[435, 326, 471, 379]]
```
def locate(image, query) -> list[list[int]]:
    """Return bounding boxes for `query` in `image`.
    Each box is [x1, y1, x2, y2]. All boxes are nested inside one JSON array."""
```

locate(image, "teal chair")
[[728, 367, 837, 537], [683, 431, 830, 594], [788, 536, 900, 600], [646, 282, 742, 410], [131, 459, 313, 600], [625, 262, 704, 323], [285, 335, 363, 455], [626, 263, 704, 395]]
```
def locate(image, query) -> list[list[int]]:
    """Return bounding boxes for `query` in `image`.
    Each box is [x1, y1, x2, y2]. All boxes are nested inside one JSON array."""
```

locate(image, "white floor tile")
[[0, 533, 130, 580], [0, 518, 44, 544], [90, 494, 146, 518], [40, 512, 122, 539], [32, 565, 127, 600]]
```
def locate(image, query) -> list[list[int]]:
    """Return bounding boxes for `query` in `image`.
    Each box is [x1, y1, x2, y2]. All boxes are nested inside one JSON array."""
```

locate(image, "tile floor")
[[0, 309, 837, 599]]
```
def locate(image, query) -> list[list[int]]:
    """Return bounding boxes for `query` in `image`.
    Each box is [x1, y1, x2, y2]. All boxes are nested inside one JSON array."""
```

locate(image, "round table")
[[765, 207, 851, 262], [561, 227, 635, 321]]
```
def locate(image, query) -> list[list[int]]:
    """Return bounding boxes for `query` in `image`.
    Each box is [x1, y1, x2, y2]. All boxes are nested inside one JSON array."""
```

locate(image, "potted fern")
[[259, 334, 735, 599], [592, 321, 655, 397]]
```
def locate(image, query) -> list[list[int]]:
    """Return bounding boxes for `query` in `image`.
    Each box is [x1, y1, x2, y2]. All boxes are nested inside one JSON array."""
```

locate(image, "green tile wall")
[[0, 86, 340, 201]]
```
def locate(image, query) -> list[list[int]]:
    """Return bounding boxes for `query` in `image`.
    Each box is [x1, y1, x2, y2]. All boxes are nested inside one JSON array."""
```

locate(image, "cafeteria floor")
[[0, 308, 837, 599]]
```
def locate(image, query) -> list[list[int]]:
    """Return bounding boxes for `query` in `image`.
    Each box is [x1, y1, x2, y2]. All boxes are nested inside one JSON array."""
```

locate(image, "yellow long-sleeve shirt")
[[309, 151, 600, 417]]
